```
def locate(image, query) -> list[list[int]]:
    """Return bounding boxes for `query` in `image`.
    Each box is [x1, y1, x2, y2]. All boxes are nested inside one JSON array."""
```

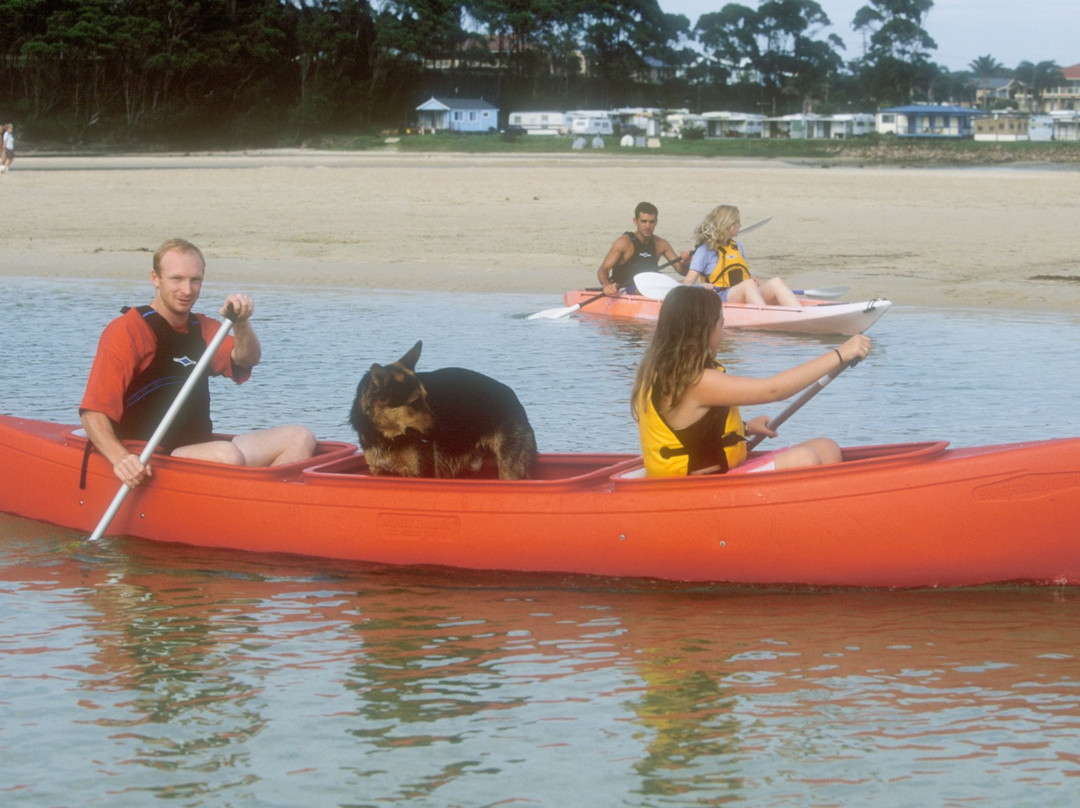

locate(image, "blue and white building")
[[875, 105, 980, 138], [415, 97, 498, 133]]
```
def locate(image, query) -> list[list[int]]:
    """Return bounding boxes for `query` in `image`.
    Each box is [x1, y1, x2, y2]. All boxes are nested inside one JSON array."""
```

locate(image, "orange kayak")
[[4, 415, 1080, 587], [562, 290, 891, 335]]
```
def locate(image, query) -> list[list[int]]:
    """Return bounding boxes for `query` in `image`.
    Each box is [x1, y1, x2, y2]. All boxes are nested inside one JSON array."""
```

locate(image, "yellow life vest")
[[637, 367, 747, 477], [706, 240, 750, 290]]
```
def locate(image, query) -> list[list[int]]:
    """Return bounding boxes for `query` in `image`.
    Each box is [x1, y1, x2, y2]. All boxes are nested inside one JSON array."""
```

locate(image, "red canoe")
[[561, 289, 891, 335], [3, 414, 1080, 588]]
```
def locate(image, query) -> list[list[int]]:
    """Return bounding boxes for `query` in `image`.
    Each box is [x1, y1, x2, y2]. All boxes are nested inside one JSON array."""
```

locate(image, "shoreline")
[[3, 151, 1079, 312]]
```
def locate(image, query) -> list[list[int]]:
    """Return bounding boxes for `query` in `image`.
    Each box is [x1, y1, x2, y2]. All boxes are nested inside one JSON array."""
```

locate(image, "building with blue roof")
[[415, 97, 499, 133], [875, 105, 980, 138]]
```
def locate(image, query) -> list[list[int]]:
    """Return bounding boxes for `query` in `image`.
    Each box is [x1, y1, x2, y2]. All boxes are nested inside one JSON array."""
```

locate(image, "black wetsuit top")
[[611, 232, 660, 288]]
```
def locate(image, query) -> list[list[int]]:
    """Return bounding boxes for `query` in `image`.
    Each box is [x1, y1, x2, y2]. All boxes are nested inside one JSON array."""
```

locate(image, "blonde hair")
[[631, 286, 722, 420], [153, 239, 205, 275], [693, 205, 740, 250]]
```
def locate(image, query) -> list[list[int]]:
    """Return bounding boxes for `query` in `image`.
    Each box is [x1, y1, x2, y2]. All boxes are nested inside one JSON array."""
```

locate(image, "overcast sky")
[[659, 0, 1078, 72]]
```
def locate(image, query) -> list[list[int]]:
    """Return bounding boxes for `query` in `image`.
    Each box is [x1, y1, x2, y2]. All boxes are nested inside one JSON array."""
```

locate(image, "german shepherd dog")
[[349, 341, 537, 479]]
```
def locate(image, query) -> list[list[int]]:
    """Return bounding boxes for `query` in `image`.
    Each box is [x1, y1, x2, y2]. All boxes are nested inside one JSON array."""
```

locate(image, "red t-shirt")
[[80, 307, 251, 423]]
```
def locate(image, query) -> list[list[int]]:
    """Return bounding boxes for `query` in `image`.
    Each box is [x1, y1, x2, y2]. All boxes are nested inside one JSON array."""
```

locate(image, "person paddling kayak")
[[682, 204, 799, 306], [596, 201, 689, 295], [632, 285, 871, 477]]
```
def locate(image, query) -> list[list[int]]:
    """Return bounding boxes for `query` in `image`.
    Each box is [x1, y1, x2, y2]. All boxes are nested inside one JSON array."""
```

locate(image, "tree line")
[[0, 0, 1065, 147]]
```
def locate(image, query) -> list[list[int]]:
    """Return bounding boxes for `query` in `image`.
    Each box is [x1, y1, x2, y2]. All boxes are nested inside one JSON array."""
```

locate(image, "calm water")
[[3, 277, 1080, 806]]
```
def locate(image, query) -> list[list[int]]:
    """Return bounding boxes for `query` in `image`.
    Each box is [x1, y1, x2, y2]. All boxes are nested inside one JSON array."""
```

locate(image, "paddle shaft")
[[790, 286, 849, 300], [527, 290, 606, 319], [656, 217, 772, 274], [88, 309, 237, 542], [572, 291, 606, 310], [746, 357, 859, 450]]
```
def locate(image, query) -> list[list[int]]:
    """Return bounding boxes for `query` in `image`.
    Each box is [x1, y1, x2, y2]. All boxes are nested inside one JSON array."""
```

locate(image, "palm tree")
[[969, 54, 1003, 108], [1015, 60, 1064, 112]]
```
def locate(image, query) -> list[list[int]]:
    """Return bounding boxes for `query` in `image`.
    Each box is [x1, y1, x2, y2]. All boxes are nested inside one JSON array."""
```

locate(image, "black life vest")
[[115, 306, 214, 451]]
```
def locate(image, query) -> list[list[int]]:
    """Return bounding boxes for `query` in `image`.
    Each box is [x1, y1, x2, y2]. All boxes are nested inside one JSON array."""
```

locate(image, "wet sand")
[[3, 150, 1079, 310]]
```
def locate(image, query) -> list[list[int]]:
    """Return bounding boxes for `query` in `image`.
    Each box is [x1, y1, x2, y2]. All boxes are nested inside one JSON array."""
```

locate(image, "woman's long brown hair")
[[631, 286, 721, 420]]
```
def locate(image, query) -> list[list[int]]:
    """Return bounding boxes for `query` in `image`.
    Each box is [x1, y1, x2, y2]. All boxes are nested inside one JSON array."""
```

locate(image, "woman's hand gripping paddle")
[[88, 307, 238, 542]]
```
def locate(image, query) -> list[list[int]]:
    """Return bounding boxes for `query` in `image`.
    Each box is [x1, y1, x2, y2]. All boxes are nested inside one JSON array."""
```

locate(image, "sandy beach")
[[2, 150, 1079, 311]]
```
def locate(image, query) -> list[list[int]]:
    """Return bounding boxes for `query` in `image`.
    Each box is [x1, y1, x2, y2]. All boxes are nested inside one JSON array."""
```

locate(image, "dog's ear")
[[369, 363, 389, 389], [400, 340, 423, 371]]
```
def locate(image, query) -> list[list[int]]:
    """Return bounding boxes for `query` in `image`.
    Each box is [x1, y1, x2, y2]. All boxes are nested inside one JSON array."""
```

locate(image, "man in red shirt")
[[80, 238, 316, 489]]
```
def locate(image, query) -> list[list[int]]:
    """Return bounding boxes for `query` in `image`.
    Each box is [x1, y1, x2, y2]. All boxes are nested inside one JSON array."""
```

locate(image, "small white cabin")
[[762, 113, 874, 140], [415, 97, 498, 133], [665, 111, 707, 138], [701, 111, 765, 138], [829, 113, 876, 138], [1029, 115, 1054, 141], [506, 111, 569, 135], [762, 114, 811, 139], [1051, 110, 1080, 141], [974, 112, 1034, 142], [567, 110, 613, 136], [610, 107, 663, 137]]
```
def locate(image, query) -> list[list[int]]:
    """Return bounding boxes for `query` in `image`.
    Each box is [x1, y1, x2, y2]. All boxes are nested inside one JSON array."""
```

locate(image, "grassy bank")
[[305, 132, 1080, 166], [22, 122, 1080, 166]]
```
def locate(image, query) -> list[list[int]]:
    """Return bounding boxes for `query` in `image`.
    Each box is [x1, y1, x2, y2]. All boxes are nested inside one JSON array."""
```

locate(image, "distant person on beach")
[[632, 285, 871, 477], [80, 238, 316, 489], [1, 123, 13, 173], [597, 201, 689, 296], [682, 204, 799, 306]]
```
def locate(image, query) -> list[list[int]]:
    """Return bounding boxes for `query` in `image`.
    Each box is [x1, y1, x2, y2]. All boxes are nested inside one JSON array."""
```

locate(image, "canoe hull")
[[3, 415, 1080, 588], [562, 290, 891, 335]]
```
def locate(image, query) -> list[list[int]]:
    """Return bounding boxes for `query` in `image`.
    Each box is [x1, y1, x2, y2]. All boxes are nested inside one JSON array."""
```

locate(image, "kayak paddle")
[[635, 272, 849, 302], [527, 291, 606, 320], [737, 216, 772, 236], [794, 286, 849, 300], [88, 307, 238, 542], [746, 355, 860, 450], [633, 271, 680, 299]]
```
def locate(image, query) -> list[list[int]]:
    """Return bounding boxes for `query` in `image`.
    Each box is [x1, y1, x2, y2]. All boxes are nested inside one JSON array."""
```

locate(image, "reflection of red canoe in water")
[[4, 414, 1080, 588], [562, 290, 891, 335]]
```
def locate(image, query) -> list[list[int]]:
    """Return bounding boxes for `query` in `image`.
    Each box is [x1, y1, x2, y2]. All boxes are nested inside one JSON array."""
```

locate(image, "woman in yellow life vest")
[[682, 205, 800, 306], [631, 286, 871, 477]]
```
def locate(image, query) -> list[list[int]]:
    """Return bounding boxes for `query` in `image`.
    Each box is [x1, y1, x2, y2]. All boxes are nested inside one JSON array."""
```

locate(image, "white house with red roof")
[[1044, 63, 1080, 111]]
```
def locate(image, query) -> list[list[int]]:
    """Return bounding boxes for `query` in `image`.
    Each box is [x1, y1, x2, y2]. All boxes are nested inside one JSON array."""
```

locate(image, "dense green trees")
[[1014, 60, 1065, 112], [0, 0, 1064, 146], [696, 1, 843, 114]]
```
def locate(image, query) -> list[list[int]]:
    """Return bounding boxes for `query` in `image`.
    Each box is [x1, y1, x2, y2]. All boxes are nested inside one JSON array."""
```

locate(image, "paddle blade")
[[633, 272, 681, 300], [795, 286, 849, 300], [739, 216, 772, 236], [527, 303, 581, 320]]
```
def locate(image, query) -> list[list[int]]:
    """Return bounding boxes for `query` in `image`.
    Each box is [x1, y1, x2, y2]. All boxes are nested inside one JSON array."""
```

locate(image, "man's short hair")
[[634, 201, 658, 219], [153, 239, 205, 275]]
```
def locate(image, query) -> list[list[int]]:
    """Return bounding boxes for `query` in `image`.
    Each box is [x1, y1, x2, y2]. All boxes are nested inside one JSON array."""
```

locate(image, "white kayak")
[[557, 288, 891, 335]]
